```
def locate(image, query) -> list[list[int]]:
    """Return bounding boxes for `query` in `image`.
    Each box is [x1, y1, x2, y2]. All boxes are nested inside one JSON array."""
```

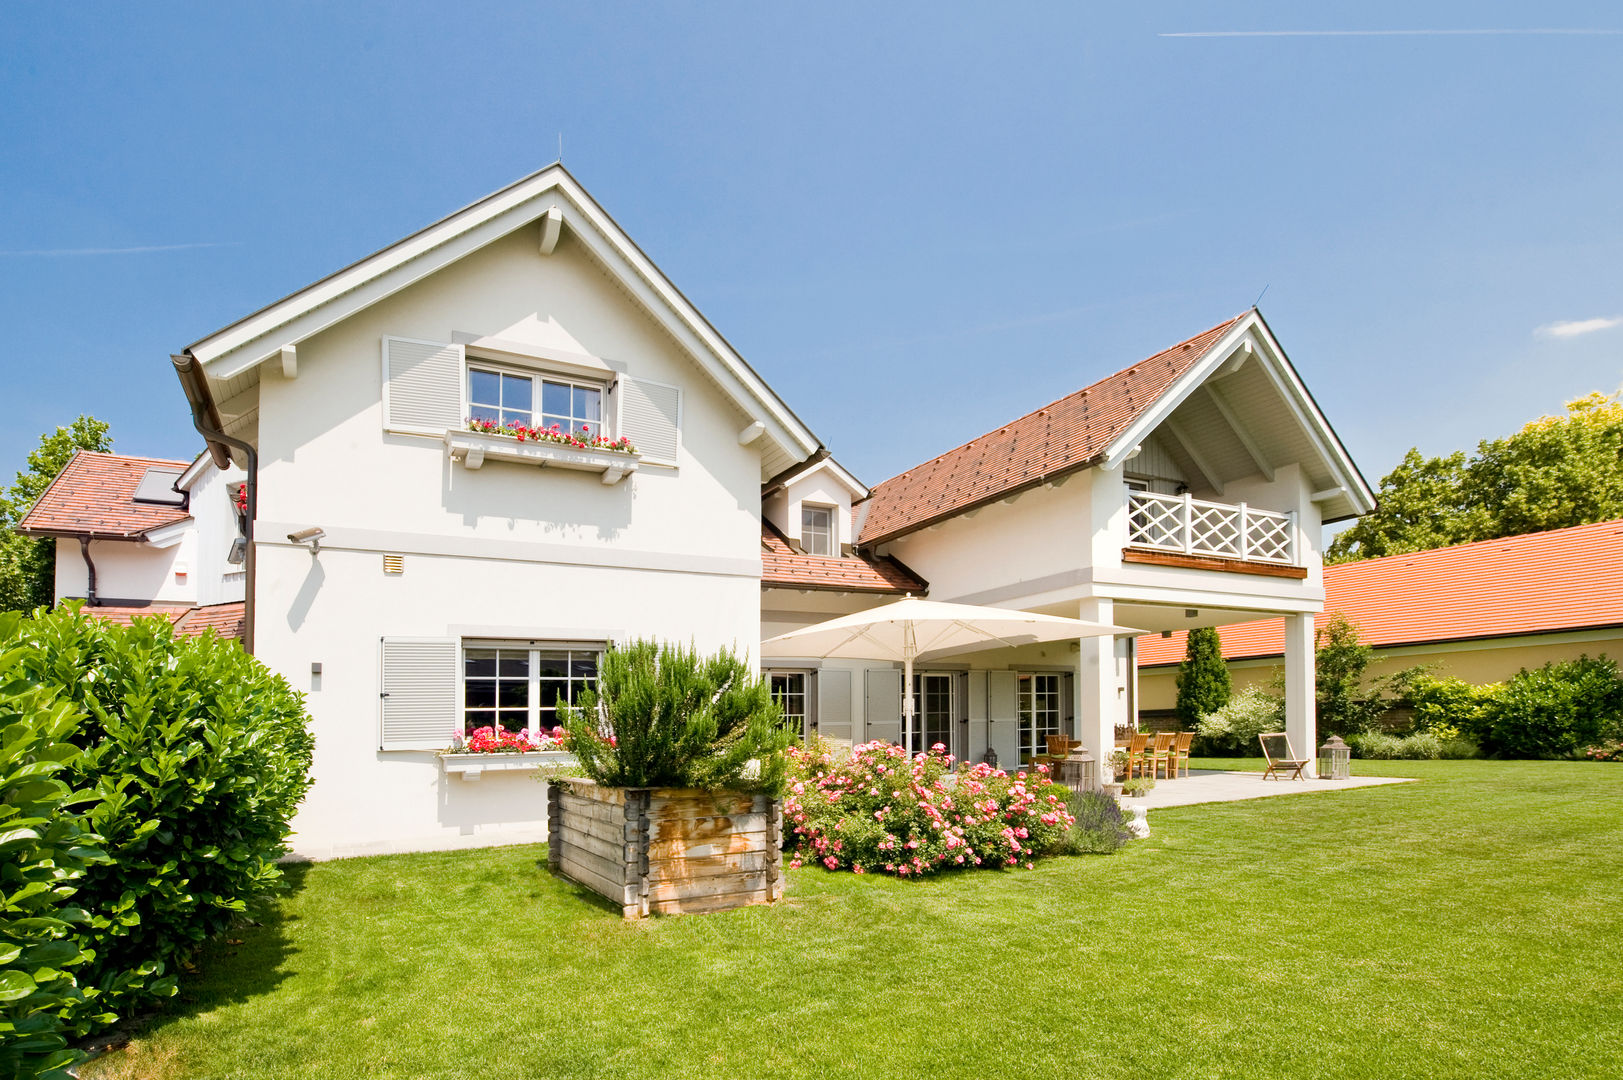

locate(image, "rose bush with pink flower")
[[784, 741, 1074, 876]]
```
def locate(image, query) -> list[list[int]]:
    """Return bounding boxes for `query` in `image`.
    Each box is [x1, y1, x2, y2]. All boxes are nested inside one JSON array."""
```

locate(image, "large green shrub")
[[0, 633, 105, 1080], [1472, 656, 1623, 759], [1195, 686, 1283, 756], [1315, 614, 1390, 736], [561, 640, 790, 793], [1389, 669, 1499, 738], [4, 606, 314, 1035], [1175, 627, 1231, 728]]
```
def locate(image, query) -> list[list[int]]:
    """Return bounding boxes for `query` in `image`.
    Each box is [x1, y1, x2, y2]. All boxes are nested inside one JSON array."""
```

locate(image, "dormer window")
[[468, 366, 603, 436], [801, 505, 835, 556]]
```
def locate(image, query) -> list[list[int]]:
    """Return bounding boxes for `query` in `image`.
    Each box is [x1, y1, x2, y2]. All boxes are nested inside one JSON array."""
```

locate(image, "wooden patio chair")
[[1046, 735, 1079, 759], [1258, 732, 1311, 781], [1125, 732, 1150, 779], [1171, 732, 1194, 778], [1148, 732, 1176, 780]]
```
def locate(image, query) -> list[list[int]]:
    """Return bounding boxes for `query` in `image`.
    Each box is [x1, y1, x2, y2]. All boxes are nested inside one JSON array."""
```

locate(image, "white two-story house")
[[166, 165, 1372, 859]]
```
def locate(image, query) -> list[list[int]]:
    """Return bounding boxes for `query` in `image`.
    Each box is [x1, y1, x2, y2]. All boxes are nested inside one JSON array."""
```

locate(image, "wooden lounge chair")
[[1148, 732, 1176, 780], [1171, 732, 1193, 778], [1258, 732, 1311, 781]]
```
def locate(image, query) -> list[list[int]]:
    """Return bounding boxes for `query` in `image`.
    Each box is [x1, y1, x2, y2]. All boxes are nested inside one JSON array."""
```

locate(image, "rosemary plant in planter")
[[549, 640, 792, 918]]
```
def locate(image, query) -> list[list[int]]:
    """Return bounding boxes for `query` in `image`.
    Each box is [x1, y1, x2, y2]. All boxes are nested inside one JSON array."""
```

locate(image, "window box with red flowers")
[[438, 725, 577, 782], [443, 419, 641, 484]]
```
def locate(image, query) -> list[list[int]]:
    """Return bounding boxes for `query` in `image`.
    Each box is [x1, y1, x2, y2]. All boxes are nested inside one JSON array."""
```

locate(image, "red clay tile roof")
[[173, 602, 247, 640], [18, 451, 191, 538], [79, 603, 193, 628], [859, 315, 1246, 544], [1136, 519, 1623, 666], [78, 601, 245, 641], [761, 522, 925, 594]]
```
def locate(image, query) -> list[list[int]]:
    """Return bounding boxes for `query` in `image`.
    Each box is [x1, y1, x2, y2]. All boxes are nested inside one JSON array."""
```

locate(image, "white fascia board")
[[1099, 316, 1253, 470], [187, 166, 821, 466], [779, 457, 870, 500], [175, 451, 214, 492], [1244, 317, 1376, 515], [140, 519, 194, 549]]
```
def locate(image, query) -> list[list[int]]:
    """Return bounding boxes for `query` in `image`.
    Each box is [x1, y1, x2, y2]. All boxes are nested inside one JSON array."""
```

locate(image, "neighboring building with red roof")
[[18, 450, 247, 638], [1135, 520, 1623, 717]]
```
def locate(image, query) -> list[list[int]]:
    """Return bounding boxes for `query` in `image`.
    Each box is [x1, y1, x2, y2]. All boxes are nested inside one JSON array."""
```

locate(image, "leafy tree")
[[1315, 613, 1389, 736], [1328, 393, 1623, 562], [1174, 626, 1231, 727], [0, 417, 113, 611]]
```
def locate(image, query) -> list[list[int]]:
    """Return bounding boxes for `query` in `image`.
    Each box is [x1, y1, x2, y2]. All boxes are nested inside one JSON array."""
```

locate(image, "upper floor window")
[[801, 505, 835, 556], [469, 366, 603, 436]]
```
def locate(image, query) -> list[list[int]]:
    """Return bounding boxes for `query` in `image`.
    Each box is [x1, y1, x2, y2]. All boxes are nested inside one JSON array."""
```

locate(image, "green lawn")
[[85, 761, 1622, 1080]]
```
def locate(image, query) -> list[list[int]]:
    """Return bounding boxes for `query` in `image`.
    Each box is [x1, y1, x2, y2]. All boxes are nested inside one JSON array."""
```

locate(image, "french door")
[[905, 672, 954, 756]]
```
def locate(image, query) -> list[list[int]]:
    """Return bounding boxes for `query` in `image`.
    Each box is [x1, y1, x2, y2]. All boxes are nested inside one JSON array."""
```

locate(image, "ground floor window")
[[770, 671, 810, 738], [906, 672, 954, 755], [463, 642, 599, 738], [1017, 672, 1062, 764]]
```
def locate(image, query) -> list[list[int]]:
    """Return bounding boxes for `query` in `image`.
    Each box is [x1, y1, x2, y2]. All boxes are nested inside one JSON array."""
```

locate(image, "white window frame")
[[460, 639, 603, 740], [801, 504, 836, 557], [769, 669, 815, 740], [466, 360, 612, 438], [1017, 672, 1063, 764], [906, 672, 954, 756]]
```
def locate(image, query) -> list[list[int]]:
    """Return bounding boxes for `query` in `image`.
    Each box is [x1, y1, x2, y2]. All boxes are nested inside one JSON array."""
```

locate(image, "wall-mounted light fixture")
[[227, 537, 248, 565], [288, 527, 325, 554]]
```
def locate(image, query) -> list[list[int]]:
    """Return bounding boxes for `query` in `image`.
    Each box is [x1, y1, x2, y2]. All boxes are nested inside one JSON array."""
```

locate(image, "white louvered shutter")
[[618, 376, 681, 466], [987, 671, 1019, 768], [863, 668, 902, 747], [817, 669, 853, 748], [382, 337, 465, 436], [379, 638, 460, 750]]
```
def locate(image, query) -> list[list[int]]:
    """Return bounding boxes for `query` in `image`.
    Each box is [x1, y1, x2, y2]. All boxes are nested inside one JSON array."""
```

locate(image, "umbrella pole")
[[902, 622, 916, 757]]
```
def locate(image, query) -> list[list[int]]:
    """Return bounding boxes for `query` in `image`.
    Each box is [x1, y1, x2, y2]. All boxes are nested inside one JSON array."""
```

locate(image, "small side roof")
[[1137, 518, 1623, 665], [761, 522, 925, 595], [182, 163, 824, 481], [19, 451, 192, 539], [859, 309, 1374, 545]]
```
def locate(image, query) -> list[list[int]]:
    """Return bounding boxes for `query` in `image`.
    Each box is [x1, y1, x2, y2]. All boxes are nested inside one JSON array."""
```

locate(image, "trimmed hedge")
[[1470, 657, 1623, 759], [0, 606, 313, 1060], [0, 632, 104, 1080]]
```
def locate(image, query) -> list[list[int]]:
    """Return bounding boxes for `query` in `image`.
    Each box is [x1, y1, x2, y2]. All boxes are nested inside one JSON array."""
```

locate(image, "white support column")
[[1077, 597, 1123, 760], [1284, 614, 1317, 760]]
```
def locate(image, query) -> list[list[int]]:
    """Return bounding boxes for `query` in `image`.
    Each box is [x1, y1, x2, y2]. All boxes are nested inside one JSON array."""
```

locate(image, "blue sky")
[[3, 2, 1621, 497]]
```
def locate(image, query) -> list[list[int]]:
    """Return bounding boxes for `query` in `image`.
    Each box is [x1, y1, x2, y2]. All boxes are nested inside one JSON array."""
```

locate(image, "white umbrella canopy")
[[761, 596, 1134, 753]]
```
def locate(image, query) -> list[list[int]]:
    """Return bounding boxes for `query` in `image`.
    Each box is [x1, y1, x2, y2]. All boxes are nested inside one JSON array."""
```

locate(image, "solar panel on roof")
[[132, 467, 187, 506]]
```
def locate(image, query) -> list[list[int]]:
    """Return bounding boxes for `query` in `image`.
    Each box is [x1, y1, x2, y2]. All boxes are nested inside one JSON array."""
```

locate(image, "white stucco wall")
[[248, 225, 771, 858], [184, 460, 247, 606], [54, 534, 197, 605]]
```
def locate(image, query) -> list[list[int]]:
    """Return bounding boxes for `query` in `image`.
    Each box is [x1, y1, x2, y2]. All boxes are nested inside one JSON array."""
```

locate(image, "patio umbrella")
[[761, 596, 1133, 753]]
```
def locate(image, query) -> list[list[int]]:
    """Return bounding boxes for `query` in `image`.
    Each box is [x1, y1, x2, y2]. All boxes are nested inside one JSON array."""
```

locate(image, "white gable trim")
[[1099, 311, 1374, 516], [185, 165, 821, 466], [767, 456, 870, 500]]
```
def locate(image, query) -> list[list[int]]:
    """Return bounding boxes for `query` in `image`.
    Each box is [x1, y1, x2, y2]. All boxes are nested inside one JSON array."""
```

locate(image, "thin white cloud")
[[1161, 29, 1623, 39], [1538, 316, 1623, 339], [0, 241, 238, 257]]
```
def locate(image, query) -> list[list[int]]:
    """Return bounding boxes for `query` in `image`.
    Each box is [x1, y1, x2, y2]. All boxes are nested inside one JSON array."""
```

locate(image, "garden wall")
[[547, 777, 783, 918]]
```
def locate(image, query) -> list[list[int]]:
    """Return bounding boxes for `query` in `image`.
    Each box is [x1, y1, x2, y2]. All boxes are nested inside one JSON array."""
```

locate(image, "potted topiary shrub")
[[547, 640, 791, 918]]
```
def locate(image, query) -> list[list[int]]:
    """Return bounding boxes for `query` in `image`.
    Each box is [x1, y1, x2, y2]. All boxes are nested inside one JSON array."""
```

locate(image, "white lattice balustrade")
[[1126, 490, 1297, 565]]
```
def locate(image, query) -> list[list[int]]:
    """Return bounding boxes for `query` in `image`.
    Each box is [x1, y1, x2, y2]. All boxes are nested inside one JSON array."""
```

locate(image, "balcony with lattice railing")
[[1126, 489, 1298, 567]]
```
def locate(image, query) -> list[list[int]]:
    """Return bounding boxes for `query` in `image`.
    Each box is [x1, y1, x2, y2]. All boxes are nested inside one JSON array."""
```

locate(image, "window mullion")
[[527, 647, 541, 738]]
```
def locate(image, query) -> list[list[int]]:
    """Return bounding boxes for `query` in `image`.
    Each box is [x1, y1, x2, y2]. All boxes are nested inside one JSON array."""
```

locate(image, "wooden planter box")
[[547, 777, 783, 918]]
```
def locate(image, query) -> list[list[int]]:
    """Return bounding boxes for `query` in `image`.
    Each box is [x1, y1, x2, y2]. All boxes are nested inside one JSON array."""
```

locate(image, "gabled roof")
[[858, 309, 1374, 545], [859, 316, 1245, 544], [1136, 519, 1623, 666], [182, 163, 823, 480], [761, 522, 925, 595], [19, 451, 192, 539]]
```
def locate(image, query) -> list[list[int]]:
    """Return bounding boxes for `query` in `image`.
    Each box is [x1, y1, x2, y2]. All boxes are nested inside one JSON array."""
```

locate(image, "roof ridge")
[[75, 450, 192, 467], [868, 314, 1245, 494]]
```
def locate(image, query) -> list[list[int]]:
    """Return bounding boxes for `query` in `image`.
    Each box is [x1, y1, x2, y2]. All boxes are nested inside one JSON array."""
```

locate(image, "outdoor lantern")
[[1055, 748, 1097, 794], [1318, 735, 1351, 780]]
